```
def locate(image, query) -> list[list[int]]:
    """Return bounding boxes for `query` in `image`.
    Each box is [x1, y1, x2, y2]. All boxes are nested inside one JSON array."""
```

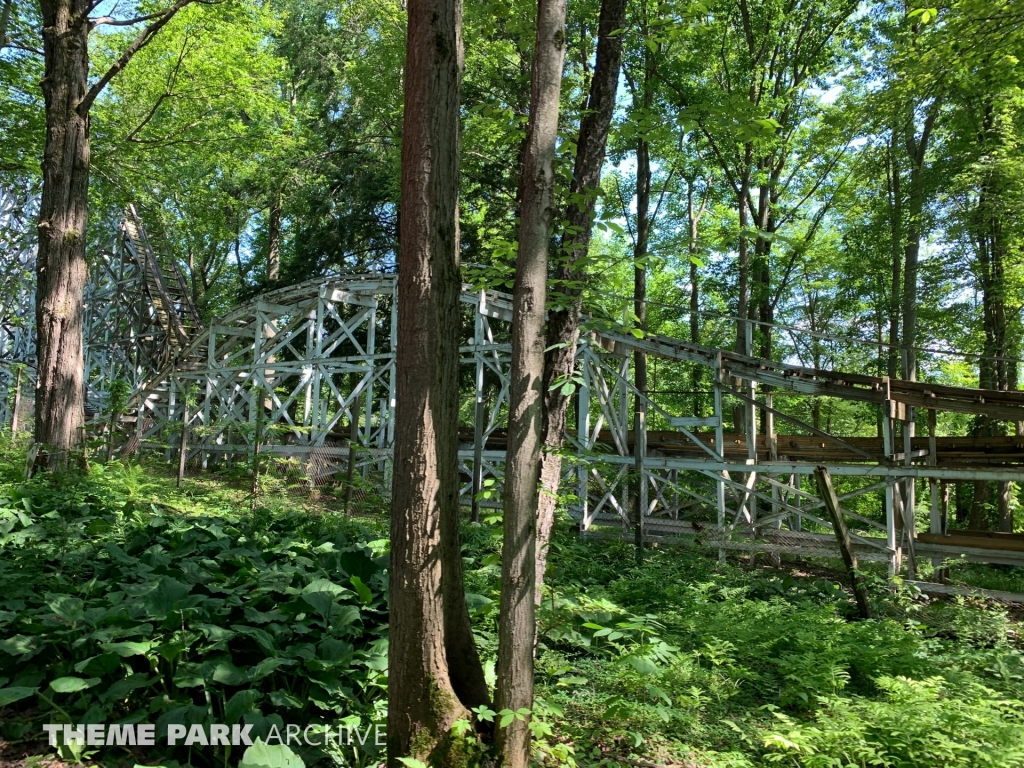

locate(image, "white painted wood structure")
[[4, 191, 1024, 574]]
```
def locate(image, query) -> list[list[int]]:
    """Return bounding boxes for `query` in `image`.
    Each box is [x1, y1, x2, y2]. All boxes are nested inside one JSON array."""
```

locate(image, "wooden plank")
[[906, 580, 1024, 604], [670, 416, 720, 428], [815, 466, 872, 619], [918, 531, 1024, 552]]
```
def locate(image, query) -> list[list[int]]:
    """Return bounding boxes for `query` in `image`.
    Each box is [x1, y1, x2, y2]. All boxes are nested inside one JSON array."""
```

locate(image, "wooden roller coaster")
[[2, 187, 1023, 577]]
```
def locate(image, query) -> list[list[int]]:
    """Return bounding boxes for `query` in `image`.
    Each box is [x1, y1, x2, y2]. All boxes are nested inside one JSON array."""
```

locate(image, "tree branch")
[[5, 39, 44, 56], [89, 10, 171, 29], [79, 0, 211, 115]]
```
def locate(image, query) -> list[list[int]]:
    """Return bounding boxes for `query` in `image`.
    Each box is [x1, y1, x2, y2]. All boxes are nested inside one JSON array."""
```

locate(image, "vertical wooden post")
[[745, 379, 758, 527], [177, 397, 189, 488], [743, 317, 757, 530], [714, 351, 726, 564], [766, 392, 777, 521], [10, 366, 22, 436], [814, 466, 872, 619], [940, 481, 950, 534], [345, 415, 357, 515], [251, 384, 264, 507], [634, 388, 647, 561], [928, 408, 939, 535], [885, 479, 897, 576], [577, 345, 591, 531], [793, 472, 802, 531], [471, 295, 486, 523]]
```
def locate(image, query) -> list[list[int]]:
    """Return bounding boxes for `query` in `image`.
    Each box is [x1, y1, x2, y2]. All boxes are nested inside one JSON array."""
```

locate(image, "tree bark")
[[267, 188, 281, 281], [34, 0, 92, 470], [387, 0, 487, 760], [886, 133, 902, 381], [901, 104, 937, 381], [534, 0, 626, 603], [687, 178, 708, 417], [735, 161, 751, 355], [0, 0, 12, 48], [34, 0, 198, 471], [632, 128, 651, 561], [494, 0, 566, 761]]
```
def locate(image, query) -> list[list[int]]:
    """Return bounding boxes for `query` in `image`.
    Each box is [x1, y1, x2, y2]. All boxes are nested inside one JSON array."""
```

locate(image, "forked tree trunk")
[[387, 0, 487, 760], [34, 0, 91, 470], [494, 0, 566, 761], [534, 0, 626, 602]]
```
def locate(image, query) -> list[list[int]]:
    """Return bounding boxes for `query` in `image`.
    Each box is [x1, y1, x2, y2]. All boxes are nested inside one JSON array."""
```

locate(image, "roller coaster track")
[[3, 187, 1024, 573]]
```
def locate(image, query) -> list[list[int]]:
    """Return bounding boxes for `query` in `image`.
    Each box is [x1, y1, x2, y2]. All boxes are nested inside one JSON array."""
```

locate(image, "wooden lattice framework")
[[3, 190, 1024, 573]]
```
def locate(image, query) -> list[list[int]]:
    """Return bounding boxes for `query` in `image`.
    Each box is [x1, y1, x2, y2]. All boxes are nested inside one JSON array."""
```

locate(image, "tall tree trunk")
[[34, 0, 91, 470], [0, 0, 12, 48], [267, 188, 281, 281], [632, 130, 650, 561], [687, 178, 707, 417], [901, 105, 937, 381], [886, 134, 903, 381], [388, 0, 487, 760], [494, 0, 566, 761], [752, 180, 774, 362], [735, 159, 752, 355], [534, 0, 626, 603]]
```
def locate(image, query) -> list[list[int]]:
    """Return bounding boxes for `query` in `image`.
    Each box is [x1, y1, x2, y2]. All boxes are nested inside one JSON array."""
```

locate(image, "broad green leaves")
[[239, 739, 305, 768], [0, 468, 387, 763]]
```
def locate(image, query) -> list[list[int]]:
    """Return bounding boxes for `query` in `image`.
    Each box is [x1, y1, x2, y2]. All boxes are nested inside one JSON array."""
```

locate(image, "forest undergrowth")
[[0, 441, 1022, 768]]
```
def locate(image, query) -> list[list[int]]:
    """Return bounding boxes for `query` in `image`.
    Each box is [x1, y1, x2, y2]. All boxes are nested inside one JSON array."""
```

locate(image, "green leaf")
[[248, 657, 296, 682], [239, 738, 305, 768], [0, 687, 36, 706], [74, 653, 121, 677], [46, 594, 85, 623], [210, 661, 249, 686], [225, 689, 261, 724], [350, 575, 372, 604], [465, 593, 493, 612], [318, 638, 353, 663], [626, 656, 659, 675], [302, 578, 349, 597], [480, 553, 501, 567], [557, 676, 589, 686], [269, 690, 304, 709], [0, 635, 36, 656], [103, 674, 155, 701], [50, 676, 100, 693], [101, 641, 154, 657], [143, 577, 192, 617], [560, 381, 576, 396], [397, 759, 427, 768]]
